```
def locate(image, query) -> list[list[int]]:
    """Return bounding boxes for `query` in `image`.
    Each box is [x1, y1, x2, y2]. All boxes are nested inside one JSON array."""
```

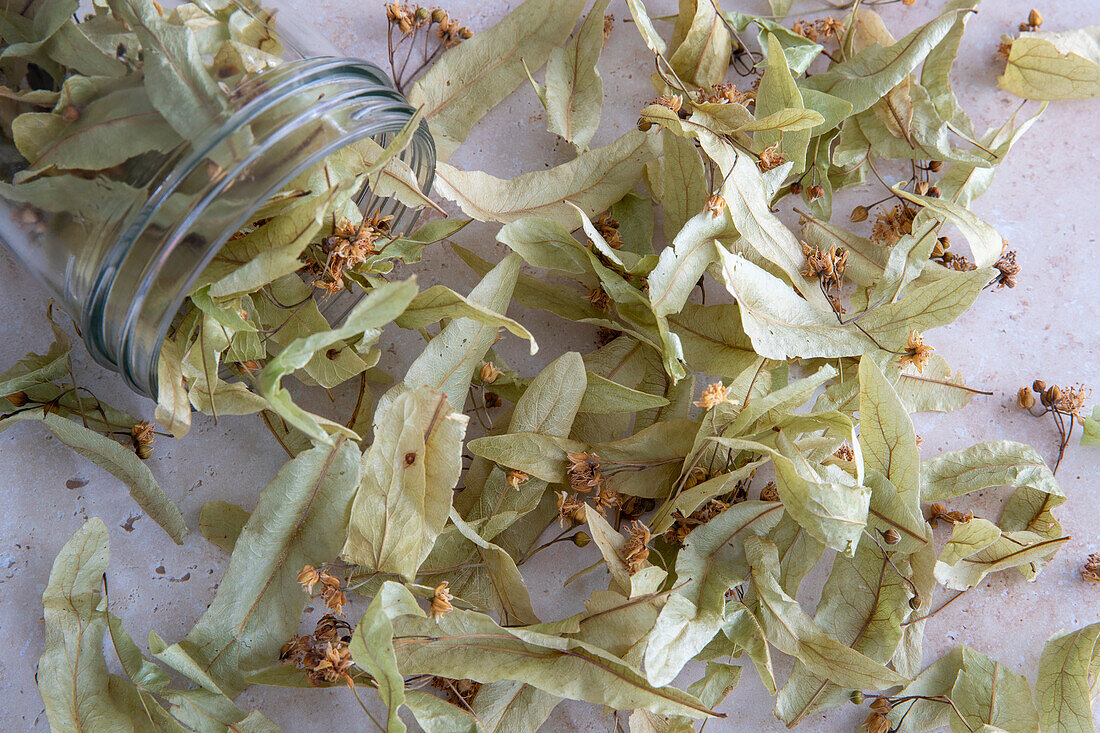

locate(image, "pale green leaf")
[[776, 542, 913, 726], [545, 0, 612, 151], [999, 27, 1100, 101], [922, 440, 1063, 503], [859, 354, 921, 507], [342, 388, 468, 580], [258, 279, 418, 443], [408, 0, 587, 160], [396, 284, 538, 354], [745, 536, 909, 691], [668, 0, 731, 88], [650, 210, 730, 317], [950, 647, 1039, 733], [644, 501, 784, 686], [1036, 622, 1100, 733], [389, 606, 718, 719], [155, 440, 359, 696], [434, 130, 658, 227], [349, 595, 407, 733], [803, 10, 964, 116], [660, 132, 708, 245], [403, 254, 521, 412]]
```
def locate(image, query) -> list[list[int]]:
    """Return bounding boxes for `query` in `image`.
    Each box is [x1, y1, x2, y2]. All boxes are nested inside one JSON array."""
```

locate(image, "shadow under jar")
[[0, 0, 435, 397]]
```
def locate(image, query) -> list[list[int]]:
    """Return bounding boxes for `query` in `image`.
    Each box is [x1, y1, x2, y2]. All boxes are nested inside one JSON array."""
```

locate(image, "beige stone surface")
[[2, 0, 1098, 730]]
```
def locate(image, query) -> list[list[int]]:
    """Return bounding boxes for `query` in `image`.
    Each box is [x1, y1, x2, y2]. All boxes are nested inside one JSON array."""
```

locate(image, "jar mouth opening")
[[81, 58, 435, 398]]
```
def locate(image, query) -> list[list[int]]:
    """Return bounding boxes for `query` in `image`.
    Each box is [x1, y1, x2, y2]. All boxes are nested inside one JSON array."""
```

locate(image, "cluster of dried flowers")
[[8, 0, 1100, 732]]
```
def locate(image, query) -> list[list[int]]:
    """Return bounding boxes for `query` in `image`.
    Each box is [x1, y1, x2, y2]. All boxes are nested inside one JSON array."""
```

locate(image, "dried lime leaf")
[[1036, 622, 1100, 733], [408, 0, 587, 160], [745, 536, 909, 691], [435, 130, 658, 227], [154, 439, 359, 696], [342, 387, 468, 580], [544, 0, 611, 151], [1000, 27, 1100, 101]]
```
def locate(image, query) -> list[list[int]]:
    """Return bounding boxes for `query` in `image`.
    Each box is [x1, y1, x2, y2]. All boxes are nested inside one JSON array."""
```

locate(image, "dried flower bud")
[[928, 186, 941, 198], [760, 482, 780, 503], [849, 690, 864, 705], [1029, 8, 1043, 28], [790, 181, 803, 195], [414, 6, 430, 21], [869, 697, 892, 715], [506, 469, 529, 491], [915, 180, 930, 196], [298, 565, 322, 594], [479, 361, 502, 384], [1042, 385, 1061, 407], [431, 8, 447, 22], [808, 184, 825, 201], [430, 581, 454, 620], [883, 528, 901, 545], [61, 105, 80, 122], [1082, 553, 1100, 584], [704, 194, 726, 217], [909, 594, 923, 610], [656, 94, 682, 113], [5, 391, 28, 407], [928, 160, 943, 172], [849, 205, 869, 223], [1032, 379, 1046, 393], [1017, 386, 1036, 410], [864, 712, 890, 733], [572, 531, 591, 547]]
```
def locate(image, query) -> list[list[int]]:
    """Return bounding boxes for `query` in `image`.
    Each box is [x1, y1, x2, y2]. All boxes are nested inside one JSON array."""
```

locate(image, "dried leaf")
[[1000, 27, 1100, 101], [1036, 622, 1100, 733], [153, 439, 359, 696], [434, 130, 658, 227], [342, 388, 468, 580], [408, 0, 587, 160], [545, 0, 612, 151]]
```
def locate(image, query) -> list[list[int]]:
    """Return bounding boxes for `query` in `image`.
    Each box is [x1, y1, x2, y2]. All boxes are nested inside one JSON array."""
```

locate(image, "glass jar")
[[0, 0, 435, 397]]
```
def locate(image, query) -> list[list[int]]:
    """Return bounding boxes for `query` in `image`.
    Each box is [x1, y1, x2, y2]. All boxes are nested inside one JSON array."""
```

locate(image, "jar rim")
[[81, 58, 435, 398]]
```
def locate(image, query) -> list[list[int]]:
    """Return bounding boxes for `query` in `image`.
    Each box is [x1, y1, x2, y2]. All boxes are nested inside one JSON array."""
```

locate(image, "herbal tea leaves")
[[16, 0, 1100, 730]]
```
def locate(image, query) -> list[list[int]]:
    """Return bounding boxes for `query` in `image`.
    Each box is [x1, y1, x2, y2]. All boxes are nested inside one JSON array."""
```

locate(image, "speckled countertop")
[[2, 1, 1098, 730]]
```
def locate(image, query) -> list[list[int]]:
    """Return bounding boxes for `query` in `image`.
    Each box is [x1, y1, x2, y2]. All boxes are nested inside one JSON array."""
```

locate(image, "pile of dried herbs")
[[4, 0, 1100, 731]]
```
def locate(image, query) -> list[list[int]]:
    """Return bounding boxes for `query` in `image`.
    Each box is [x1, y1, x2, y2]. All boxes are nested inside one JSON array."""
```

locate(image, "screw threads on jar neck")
[[82, 58, 435, 397]]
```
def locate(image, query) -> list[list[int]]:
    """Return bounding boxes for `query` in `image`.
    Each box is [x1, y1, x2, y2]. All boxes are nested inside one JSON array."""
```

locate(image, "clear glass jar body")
[[0, 0, 434, 396]]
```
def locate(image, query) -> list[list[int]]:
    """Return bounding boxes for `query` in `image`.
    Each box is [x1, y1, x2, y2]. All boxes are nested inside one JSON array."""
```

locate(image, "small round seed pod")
[[883, 528, 901, 545], [572, 532, 592, 547], [849, 205, 869, 223], [849, 690, 865, 705], [1029, 9, 1043, 28], [909, 595, 922, 611], [789, 181, 804, 195], [808, 184, 824, 201], [1033, 379, 1047, 393]]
